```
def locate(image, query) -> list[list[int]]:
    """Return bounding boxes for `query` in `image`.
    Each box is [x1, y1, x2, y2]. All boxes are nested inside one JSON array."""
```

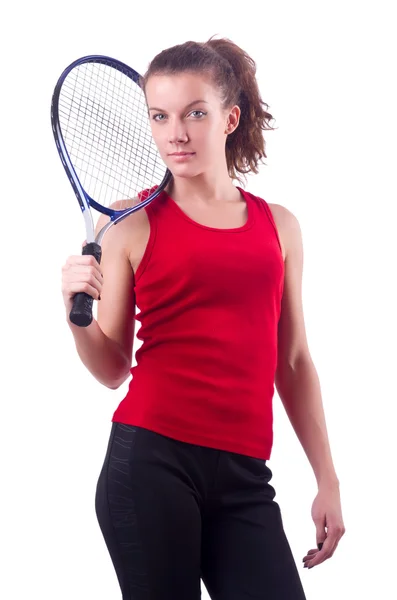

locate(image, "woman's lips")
[[168, 152, 196, 161]]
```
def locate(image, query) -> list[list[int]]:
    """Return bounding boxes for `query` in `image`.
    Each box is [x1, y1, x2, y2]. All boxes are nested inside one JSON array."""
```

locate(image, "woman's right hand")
[[61, 251, 103, 318]]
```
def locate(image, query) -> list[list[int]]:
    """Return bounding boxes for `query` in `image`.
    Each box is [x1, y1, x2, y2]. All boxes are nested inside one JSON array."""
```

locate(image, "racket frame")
[[51, 54, 172, 245]]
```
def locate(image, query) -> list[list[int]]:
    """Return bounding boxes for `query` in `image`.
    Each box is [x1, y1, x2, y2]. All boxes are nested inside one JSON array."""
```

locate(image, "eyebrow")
[[148, 100, 209, 112]]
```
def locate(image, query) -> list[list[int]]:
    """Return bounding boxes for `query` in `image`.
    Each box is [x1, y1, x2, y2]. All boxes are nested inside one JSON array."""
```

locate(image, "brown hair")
[[141, 36, 277, 183]]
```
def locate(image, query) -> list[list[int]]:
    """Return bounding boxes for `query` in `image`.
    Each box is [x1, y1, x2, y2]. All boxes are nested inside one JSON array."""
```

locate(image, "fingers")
[[64, 279, 102, 300], [302, 548, 318, 560], [63, 263, 103, 286], [304, 537, 334, 569], [65, 254, 102, 272], [303, 529, 344, 569], [62, 255, 103, 302]]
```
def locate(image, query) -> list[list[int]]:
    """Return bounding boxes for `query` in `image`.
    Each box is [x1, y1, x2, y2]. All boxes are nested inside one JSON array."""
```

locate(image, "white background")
[[1, 1, 396, 598]]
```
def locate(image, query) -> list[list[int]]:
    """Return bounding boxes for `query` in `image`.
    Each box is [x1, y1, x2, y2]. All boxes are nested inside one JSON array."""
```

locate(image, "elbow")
[[106, 372, 130, 390], [99, 366, 131, 390], [106, 350, 132, 389], [106, 381, 121, 390], [275, 351, 313, 391], [107, 380, 126, 390], [276, 350, 312, 376]]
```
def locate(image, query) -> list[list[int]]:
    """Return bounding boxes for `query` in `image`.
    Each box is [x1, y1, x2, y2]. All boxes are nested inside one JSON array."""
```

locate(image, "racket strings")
[[65, 65, 153, 200], [58, 61, 166, 210]]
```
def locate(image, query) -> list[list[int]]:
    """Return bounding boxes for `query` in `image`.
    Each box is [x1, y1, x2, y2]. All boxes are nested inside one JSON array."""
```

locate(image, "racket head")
[[51, 55, 171, 242]]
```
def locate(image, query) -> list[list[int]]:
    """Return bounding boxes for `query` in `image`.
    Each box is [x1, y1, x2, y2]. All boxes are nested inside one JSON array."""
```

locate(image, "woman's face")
[[145, 72, 239, 179]]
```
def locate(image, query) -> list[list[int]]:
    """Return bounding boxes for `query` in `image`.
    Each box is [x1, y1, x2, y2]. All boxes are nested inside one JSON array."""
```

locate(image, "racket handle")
[[69, 242, 102, 327]]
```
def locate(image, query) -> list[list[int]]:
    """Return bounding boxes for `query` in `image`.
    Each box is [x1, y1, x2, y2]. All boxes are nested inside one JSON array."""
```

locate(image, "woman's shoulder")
[[267, 202, 302, 263], [246, 190, 301, 263], [244, 188, 299, 230], [95, 194, 153, 272], [266, 201, 297, 226]]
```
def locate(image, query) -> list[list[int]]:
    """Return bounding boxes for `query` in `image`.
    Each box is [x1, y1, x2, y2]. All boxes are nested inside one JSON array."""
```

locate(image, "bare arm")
[[62, 208, 137, 389], [273, 206, 339, 487], [271, 205, 345, 569]]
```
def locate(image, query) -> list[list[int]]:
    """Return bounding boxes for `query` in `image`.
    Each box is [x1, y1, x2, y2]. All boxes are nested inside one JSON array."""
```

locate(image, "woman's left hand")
[[302, 481, 346, 569]]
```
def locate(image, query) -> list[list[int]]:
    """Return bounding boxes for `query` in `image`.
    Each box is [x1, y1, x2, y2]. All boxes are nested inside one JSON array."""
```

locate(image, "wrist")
[[317, 474, 340, 490]]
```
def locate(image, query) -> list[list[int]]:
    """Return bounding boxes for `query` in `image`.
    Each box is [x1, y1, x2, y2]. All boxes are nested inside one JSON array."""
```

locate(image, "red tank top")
[[111, 187, 284, 460]]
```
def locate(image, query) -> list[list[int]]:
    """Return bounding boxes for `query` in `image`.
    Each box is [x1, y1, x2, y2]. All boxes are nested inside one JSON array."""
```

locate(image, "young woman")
[[62, 37, 345, 600]]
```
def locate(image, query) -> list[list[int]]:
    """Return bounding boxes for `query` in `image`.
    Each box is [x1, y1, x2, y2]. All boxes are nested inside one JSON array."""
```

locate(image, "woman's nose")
[[168, 121, 189, 144]]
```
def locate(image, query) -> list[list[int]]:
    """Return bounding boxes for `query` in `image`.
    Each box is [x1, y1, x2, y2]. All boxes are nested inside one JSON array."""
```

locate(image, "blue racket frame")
[[51, 54, 172, 245]]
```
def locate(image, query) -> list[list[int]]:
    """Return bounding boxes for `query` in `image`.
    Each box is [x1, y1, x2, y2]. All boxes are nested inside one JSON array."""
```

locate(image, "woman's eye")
[[151, 111, 206, 121], [190, 110, 206, 118]]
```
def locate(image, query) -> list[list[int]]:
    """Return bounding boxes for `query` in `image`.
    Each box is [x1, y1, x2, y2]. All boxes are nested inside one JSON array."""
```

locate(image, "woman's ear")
[[225, 105, 241, 134]]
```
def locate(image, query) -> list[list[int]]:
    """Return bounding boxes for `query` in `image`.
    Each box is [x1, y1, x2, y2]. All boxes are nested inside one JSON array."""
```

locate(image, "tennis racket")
[[51, 55, 172, 327]]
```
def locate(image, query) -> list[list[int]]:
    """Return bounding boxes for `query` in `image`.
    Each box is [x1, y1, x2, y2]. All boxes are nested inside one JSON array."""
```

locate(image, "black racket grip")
[[69, 242, 102, 327]]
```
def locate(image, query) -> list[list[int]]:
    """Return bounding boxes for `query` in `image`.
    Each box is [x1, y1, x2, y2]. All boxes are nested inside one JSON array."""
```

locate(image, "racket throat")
[[83, 207, 96, 244]]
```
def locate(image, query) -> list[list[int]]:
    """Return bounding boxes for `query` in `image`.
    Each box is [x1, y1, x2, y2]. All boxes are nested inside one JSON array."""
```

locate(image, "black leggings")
[[95, 422, 307, 600]]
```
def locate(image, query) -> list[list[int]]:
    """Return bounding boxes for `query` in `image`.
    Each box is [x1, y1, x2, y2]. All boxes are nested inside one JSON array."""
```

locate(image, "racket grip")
[[69, 242, 102, 327]]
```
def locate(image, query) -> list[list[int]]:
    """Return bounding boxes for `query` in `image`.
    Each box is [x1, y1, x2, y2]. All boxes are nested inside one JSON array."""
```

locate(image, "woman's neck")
[[166, 173, 240, 207]]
